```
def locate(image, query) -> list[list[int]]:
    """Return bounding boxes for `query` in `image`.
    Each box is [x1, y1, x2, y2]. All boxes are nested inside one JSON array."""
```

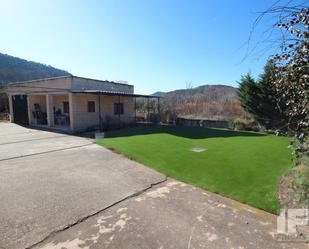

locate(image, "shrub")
[[280, 137, 309, 208], [292, 166, 309, 207], [229, 118, 261, 132], [290, 137, 309, 167]]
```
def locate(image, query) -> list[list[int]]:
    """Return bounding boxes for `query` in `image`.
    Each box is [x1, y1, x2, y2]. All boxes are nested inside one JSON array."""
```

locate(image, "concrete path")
[[0, 124, 165, 249], [34, 179, 305, 249], [0, 123, 306, 249]]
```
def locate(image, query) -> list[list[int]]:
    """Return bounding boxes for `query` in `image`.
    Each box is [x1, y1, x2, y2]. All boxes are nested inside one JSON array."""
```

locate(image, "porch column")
[[147, 97, 150, 122], [27, 95, 32, 125], [118, 95, 121, 128], [46, 94, 54, 127], [158, 97, 161, 123], [98, 94, 103, 131], [8, 94, 14, 123], [69, 93, 74, 131], [134, 97, 137, 123]]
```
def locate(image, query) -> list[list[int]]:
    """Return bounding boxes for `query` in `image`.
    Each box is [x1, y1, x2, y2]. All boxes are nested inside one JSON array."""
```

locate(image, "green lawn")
[[96, 125, 292, 214]]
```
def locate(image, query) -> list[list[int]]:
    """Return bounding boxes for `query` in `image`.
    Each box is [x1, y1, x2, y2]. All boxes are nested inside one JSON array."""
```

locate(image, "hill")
[[147, 84, 245, 121], [164, 84, 237, 102], [0, 53, 70, 87], [150, 91, 166, 97]]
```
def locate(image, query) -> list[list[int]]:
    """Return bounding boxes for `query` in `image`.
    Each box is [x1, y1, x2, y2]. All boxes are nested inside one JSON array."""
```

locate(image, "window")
[[88, 101, 95, 113], [63, 102, 69, 114], [34, 103, 40, 111], [114, 103, 124, 115]]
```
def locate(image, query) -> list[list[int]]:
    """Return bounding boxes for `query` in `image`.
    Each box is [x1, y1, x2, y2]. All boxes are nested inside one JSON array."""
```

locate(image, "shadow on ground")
[[103, 125, 266, 139]]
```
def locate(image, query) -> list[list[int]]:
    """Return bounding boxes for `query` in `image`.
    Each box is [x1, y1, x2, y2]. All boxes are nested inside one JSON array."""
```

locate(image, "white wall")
[[71, 94, 134, 131], [7, 77, 72, 95], [53, 95, 69, 114]]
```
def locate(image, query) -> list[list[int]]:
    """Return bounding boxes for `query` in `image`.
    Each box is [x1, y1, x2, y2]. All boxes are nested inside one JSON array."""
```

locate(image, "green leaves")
[[269, 8, 309, 137], [237, 62, 288, 130]]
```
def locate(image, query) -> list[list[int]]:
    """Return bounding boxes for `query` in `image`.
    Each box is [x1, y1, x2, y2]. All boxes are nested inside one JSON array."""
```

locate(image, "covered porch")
[[27, 93, 72, 132], [72, 90, 161, 131]]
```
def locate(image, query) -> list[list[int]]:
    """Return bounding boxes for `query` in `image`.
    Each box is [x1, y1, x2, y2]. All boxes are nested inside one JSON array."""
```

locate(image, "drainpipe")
[[147, 97, 150, 122], [134, 97, 137, 124], [118, 95, 121, 128], [98, 93, 102, 131], [158, 97, 160, 124]]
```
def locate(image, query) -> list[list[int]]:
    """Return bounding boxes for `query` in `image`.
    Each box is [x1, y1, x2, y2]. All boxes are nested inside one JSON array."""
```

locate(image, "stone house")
[[5, 76, 158, 132]]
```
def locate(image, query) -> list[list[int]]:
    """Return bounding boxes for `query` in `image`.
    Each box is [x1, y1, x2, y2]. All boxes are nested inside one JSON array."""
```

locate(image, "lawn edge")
[[96, 141, 283, 215]]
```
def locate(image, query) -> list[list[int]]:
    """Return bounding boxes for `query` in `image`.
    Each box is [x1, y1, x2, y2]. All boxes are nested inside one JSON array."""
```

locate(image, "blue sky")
[[0, 0, 290, 93]]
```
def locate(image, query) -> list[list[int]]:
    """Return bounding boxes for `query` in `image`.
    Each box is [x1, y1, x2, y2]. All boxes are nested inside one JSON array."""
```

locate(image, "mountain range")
[[0, 53, 70, 87], [151, 84, 242, 121], [152, 84, 237, 101]]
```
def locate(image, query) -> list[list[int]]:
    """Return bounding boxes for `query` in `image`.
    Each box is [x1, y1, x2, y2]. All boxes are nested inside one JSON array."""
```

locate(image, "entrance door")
[[12, 95, 29, 125]]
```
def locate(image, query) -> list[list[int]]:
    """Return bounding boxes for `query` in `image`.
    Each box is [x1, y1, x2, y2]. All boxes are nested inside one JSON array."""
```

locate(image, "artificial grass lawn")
[[96, 126, 292, 214]]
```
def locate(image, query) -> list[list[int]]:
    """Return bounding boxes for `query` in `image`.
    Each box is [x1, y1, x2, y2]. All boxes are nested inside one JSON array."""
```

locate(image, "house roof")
[[5, 76, 158, 98], [7, 75, 71, 85], [71, 89, 160, 98], [7, 75, 134, 87]]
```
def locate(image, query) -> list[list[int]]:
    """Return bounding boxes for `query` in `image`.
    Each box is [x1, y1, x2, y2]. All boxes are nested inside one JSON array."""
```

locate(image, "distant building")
[[5, 76, 158, 132]]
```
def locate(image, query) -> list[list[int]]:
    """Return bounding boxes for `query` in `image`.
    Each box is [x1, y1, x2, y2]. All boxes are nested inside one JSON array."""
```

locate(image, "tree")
[[257, 61, 288, 129], [270, 7, 309, 137], [237, 73, 261, 120], [245, 2, 308, 137], [237, 63, 290, 130]]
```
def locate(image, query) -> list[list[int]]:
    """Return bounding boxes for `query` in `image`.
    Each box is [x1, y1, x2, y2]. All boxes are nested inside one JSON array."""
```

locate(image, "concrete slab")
[[0, 130, 66, 145], [0, 124, 165, 249], [34, 179, 306, 249], [0, 123, 32, 136], [0, 130, 92, 161]]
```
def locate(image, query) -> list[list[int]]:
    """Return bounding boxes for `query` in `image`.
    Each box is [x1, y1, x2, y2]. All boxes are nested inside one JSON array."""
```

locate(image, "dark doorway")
[[0, 93, 9, 121], [12, 95, 29, 125]]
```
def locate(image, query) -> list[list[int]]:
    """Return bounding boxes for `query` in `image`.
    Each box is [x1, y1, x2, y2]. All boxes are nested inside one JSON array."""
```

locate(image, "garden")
[[97, 125, 292, 214]]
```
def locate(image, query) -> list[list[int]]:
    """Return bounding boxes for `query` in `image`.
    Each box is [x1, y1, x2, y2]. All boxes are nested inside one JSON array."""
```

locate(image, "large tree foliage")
[[237, 73, 260, 119], [237, 63, 288, 130], [270, 7, 309, 137], [244, 1, 308, 136], [257, 61, 289, 129]]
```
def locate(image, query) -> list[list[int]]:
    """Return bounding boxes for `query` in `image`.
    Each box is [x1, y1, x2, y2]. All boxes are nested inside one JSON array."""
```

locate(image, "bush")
[[292, 165, 309, 207], [291, 137, 309, 207], [290, 137, 309, 167], [229, 118, 261, 132], [280, 137, 309, 208]]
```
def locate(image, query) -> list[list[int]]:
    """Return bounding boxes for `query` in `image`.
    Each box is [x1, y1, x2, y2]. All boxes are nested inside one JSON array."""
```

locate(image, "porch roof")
[[71, 89, 160, 98]]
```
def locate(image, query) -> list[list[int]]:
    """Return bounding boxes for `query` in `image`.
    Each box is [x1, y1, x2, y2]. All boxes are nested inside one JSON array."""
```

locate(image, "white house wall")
[[53, 95, 69, 114], [71, 94, 134, 131], [6, 77, 72, 95]]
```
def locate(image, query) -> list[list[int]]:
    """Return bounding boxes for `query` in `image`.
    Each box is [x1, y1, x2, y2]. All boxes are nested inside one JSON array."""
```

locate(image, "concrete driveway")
[[0, 123, 305, 249], [0, 123, 165, 249]]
